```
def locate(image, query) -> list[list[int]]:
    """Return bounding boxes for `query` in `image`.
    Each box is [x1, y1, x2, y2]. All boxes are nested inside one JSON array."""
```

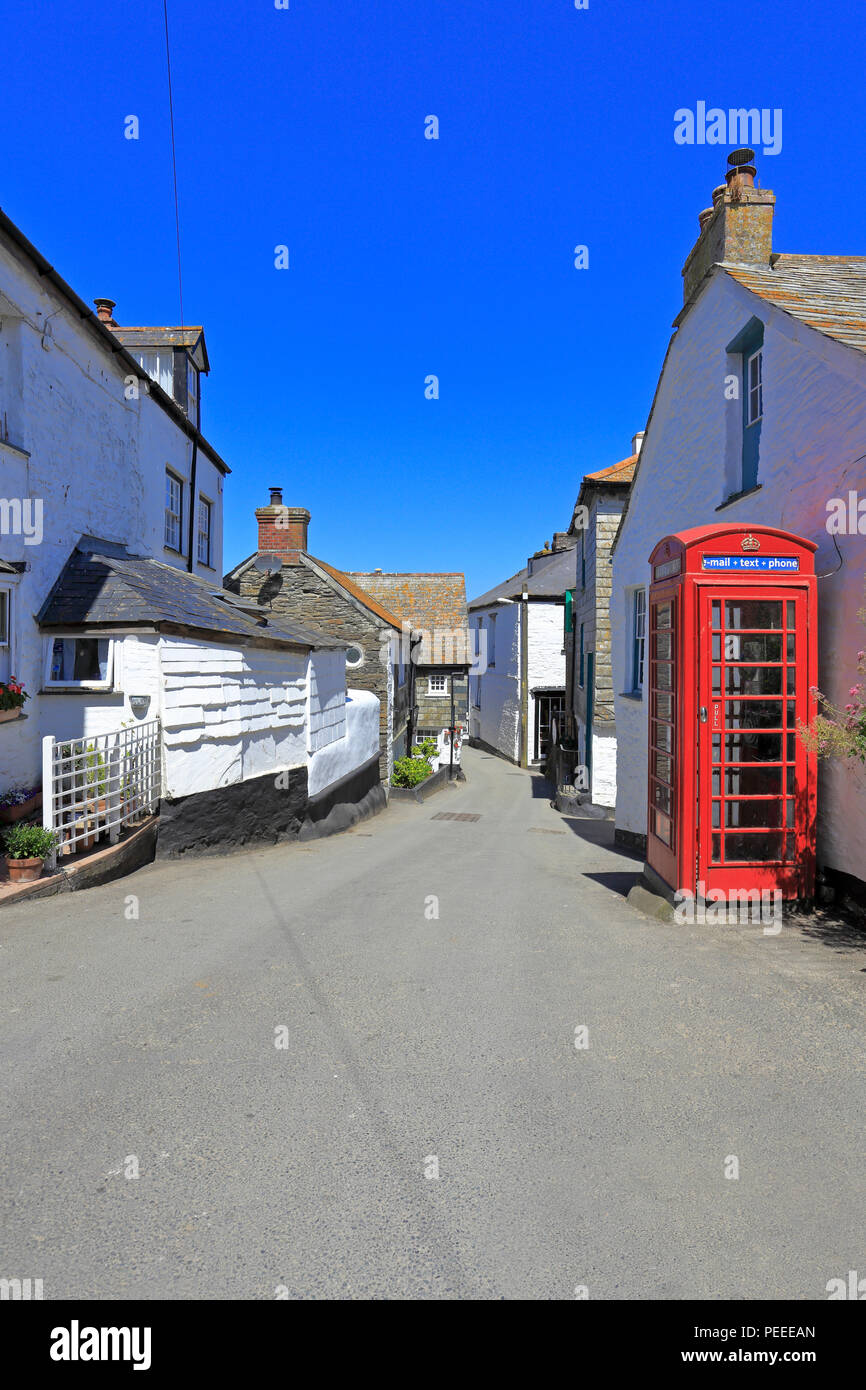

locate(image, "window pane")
[[726, 633, 782, 662], [725, 732, 782, 763], [726, 799, 785, 828], [655, 662, 672, 691], [655, 601, 672, 630], [654, 631, 672, 660], [726, 666, 783, 695], [726, 765, 782, 796], [725, 832, 783, 862], [653, 782, 671, 815], [726, 601, 783, 630], [725, 699, 783, 729], [654, 810, 671, 846], [653, 752, 672, 784], [653, 722, 672, 754]]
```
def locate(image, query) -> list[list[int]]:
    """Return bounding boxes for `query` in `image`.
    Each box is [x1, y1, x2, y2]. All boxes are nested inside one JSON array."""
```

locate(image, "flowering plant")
[[800, 648, 866, 765], [0, 785, 40, 808], [0, 678, 29, 712]]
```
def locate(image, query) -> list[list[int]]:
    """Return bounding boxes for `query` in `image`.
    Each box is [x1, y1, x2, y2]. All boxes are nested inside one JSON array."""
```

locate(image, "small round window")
[[346, 645, 365, 668]]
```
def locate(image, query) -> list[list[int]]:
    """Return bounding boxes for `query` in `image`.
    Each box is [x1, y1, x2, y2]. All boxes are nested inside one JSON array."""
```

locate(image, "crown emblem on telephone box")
[[741, 534, 761, 552]]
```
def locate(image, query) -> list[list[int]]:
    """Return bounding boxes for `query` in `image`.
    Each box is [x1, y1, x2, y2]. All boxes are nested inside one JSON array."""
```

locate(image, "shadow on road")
[[583, 870, 643, 898]]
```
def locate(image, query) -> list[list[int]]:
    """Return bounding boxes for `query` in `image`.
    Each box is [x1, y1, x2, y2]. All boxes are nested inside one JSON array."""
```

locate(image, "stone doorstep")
[[0, 817, 158, 907]]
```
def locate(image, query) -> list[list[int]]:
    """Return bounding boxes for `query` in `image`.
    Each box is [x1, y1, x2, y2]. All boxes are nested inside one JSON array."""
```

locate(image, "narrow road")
[[1, 749, 864, 1299]]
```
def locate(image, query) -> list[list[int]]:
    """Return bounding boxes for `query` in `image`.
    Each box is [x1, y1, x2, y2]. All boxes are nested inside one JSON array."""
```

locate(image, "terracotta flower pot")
[[6, 856, 44, 884], [0, 793, 43, 824], [0, 708, 22, 724]]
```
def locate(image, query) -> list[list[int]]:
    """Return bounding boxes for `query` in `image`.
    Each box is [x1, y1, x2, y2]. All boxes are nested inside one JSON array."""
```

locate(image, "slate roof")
[[720, 255, 866, 353], [469, 546, 576, 610], [39, 537, 342, 651], [308, 556, 405, 629], [347, 572, 468, 665], [113, 326, 210, 372]]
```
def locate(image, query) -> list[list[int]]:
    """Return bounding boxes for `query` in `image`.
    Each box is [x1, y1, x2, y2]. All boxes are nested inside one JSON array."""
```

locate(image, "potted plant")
[[0, 677, 29, 723], [0, 785, 43, 824], [3, 823, 59, 884]]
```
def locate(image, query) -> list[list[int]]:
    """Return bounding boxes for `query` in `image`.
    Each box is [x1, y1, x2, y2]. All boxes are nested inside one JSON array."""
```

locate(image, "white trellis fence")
[[41, 721, 161, 871]]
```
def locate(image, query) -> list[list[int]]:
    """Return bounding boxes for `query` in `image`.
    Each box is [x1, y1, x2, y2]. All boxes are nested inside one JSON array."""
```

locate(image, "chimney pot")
[[631, 431, 645, 456], [269, 486, 283, 506], [93, 297, 117, 326]]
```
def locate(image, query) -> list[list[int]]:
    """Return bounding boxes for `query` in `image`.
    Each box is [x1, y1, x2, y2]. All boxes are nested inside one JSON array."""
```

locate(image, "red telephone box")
[[645, 524, 817, 902]]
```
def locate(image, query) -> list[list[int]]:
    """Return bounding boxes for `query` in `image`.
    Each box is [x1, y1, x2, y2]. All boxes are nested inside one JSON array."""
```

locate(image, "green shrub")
[[411, 739, 438, 760], [3, 823, 59, 860], [392, 755, 433, 788]]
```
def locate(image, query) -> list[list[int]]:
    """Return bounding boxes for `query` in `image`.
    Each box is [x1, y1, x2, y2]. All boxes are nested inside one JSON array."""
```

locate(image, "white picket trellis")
[[41, 720, 161, 871]]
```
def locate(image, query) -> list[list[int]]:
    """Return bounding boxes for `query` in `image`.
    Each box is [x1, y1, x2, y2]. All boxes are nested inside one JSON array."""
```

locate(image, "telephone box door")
[[697, 587, 809, 897]]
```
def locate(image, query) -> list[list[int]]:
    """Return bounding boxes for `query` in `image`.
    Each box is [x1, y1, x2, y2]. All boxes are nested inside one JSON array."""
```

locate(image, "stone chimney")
[[254, 488, 310, 565], [682, 149, 775, 306], [93, 297, 118, 328]]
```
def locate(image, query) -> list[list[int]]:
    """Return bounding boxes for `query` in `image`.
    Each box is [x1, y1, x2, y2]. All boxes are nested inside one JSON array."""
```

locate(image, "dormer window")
[[135, 350, 173, 395], [187, 358, 199, 425]]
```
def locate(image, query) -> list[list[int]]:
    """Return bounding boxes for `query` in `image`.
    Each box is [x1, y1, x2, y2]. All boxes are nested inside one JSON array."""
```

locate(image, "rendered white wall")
[[307, 688, 380, 798], [159, 638, 308, 799], [468, 603, 521, 761], [611, 269, 866, 879], [308, 648, 348, 752]]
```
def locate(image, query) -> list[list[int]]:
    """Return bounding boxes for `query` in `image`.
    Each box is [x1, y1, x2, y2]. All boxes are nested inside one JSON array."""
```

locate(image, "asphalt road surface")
[[1, 749, 864, 1299]]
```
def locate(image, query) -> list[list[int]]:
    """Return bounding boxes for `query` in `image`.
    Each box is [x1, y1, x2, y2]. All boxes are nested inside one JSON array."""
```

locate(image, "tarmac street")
[[1, 748, 864, 1300]]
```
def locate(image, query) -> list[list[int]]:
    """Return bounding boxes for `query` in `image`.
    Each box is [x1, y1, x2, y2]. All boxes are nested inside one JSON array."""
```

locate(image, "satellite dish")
[[253, 552, 283, 575]]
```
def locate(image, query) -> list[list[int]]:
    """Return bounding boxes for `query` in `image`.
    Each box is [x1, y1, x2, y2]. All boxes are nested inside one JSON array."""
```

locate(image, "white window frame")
[[488, 613, 496, 667], [746, 347, 763, 425], [165, 470, 183, 552], [196, 494, 212, 566], [43, 635, 115, 691], [187, 357, 199, 418], [346, 644, 364, 669], [631, 588, 646, 694], [0, 587, 9, 648], [428, 673, 448, 697]]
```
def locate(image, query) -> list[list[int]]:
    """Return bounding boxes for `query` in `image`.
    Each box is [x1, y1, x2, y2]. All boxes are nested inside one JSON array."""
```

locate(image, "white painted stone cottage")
[[468, 535, 577, 766], [0, 207, 381, 858], [610, 150, 866, 896]]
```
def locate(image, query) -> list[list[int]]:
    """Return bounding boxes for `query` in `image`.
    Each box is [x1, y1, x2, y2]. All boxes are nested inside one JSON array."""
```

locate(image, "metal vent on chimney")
[[728, 147, 756, 167]]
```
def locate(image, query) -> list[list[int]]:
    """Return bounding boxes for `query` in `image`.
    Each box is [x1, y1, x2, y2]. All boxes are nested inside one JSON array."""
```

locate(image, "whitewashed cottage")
[[610, 150, 866, 898], [0, 207, 381, 867], [468, 535, 577, 766]]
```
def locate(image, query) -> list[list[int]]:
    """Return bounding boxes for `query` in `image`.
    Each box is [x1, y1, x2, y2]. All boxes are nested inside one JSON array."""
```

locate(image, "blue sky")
[[2, 0, 864, 598]]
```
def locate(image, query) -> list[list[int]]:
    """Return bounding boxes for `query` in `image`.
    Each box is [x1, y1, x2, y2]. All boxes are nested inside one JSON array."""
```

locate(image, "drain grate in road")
[[431, 812, 481, 822]]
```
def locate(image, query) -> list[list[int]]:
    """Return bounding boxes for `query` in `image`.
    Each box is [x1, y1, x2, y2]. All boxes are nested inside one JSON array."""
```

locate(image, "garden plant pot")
[[0, 793, 42, 824], [6, 856, 44, 884], [0, 709, 22, 724]]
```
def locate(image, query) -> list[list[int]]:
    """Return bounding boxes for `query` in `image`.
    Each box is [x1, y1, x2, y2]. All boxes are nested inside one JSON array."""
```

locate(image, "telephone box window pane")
[[725, 832, 783, 862], [786, 701, 795, 726], [712, 734, 721, 762], [786, 634, 795, 660], [728, 633, 783, 662], [785, 799, 795, 828], [726, 765, 782, 796], [712, 769, 721, 796], [653, 783, 671, 815], [786, 667, 796, 695], [712, 634, 721, 660], [656, 602, 672, 630], [655, 692, 673, 721], [725, 732, 782, 763], [711, 601, 721, 629], [712, 667, 721, 695], [786, 766, 794, 794], [654, 810, 671, 846], [786, 734, 795, 761], [656, 662, 672, 691], [712, 801, 720, 828], [787, 601, 796, 629], [654, 752, 672, 784], [726, 699, 782, 730], [653, 721, 672, 754], [726, 666, 783, 695], [726, 601, 783, 630], [785, 833, 796, 859], [654, 631, 672, 660], [726, 800, 785, 828], [711, 834, 721, 862]]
